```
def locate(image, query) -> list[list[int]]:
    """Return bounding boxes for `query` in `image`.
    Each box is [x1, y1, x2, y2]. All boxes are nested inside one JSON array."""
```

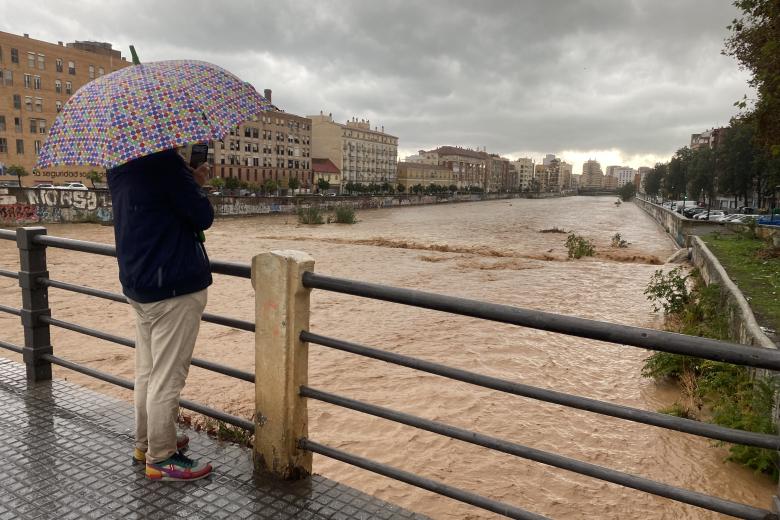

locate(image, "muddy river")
[[0, 196, 773, 519]]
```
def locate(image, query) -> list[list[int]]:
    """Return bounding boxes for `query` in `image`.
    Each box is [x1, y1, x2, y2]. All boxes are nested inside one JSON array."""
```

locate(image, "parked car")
[[683, 207, 706, 218], [719, 214, 745, 223], [694, 210, 726, 220], [0, 181, 21, 188], [34, 183, 56, 189], [57, 182, 88, 190]]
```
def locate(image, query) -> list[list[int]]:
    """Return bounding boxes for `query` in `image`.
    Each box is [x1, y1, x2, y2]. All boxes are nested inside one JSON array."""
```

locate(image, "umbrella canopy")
[[36, 60, 272, 169]]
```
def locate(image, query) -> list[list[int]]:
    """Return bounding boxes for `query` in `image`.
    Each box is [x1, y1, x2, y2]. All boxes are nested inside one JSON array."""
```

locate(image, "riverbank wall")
[[0, 187, 569, 226], [633, 198, 723, 247], [689, 236, 777, 350]]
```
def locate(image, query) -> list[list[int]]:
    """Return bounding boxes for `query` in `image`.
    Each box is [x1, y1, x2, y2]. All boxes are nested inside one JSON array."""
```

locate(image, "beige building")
[[396, 161, 453, 190], [511, 157, 534, 191], [0, 31, 130, 185], [312, 158, 341, 193], [417, 146, 487, 190], [486, 154, 511, 192], [211, 90, 312, 191], [308, 112, 397, 188], [581, 159, 604, 189]]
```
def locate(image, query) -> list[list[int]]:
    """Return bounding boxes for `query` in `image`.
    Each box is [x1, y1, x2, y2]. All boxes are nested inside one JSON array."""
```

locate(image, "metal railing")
[[1, 227, 778, 519], [0, 226, 254, 431]]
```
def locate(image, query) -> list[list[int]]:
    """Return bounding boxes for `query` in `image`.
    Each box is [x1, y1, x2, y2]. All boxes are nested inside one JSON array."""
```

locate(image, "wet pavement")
[[0, 357, 428, 520]]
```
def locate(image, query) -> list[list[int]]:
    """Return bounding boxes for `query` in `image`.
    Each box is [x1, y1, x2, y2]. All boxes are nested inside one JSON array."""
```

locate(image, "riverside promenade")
[[0, 358, 426, 520]]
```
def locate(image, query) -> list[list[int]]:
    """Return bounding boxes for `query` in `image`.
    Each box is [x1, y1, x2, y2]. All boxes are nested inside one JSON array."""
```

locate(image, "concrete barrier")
[[634, 198, 726, 246]]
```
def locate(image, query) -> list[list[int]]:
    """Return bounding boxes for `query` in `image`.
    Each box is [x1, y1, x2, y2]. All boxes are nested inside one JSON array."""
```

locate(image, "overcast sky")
[[1, 0, 752, 174]]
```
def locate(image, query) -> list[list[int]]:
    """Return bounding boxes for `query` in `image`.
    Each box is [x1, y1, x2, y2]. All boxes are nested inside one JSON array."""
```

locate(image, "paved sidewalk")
[[0, 358, 428, 520]]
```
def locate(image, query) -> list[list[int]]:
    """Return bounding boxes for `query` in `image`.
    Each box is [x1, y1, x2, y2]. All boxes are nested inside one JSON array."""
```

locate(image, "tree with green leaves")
[[396, 183, 405, 194], [449, 184, 458, 193], [209, 177, 225, 190], [664, 147, 692, 200], [224, 176, 240, 189], [618, 181, 636, 201], [317, 178, 330, 193], [287, 176, 300, 195], [263, 179, 278, 195], [724, 0, 780, 156], [6, 165, 27, 187], [85, 170, 103, 189], [643, 163, 665, 198], [688, 147, 717, 205]]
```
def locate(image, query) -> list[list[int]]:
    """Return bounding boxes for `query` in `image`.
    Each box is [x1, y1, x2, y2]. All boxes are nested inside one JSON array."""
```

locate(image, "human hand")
[[191, 163, 210, 187]]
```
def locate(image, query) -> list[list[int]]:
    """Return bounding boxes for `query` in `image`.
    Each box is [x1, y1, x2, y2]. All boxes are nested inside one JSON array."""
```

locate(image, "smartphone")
[[189, 142, 209, 169]]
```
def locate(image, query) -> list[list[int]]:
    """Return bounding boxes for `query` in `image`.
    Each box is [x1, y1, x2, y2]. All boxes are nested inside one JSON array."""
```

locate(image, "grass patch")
[[565, 233, 595, 259], [297, 206, 324, 225], [643, 269, 779, 480], [333, 205, 357, 224], [703, 234, 780, 334]]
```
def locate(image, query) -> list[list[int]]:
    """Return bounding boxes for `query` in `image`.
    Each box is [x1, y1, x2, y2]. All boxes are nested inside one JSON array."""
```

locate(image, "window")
[[27, 52, 35, 68], [24, 73, 31, 88], [14, 118, 21, 132], [38, 120, 46, 134], [55, 80, 61, 93], [0, 138, 6, 154], [37, 54, 44, 70], [33, 75, 41, 89], [98, 67, 104, 76], [16, 139, 24, 154], [24, 96, 32, 111], [29, 118, 37, 134], [34, 140, 41, 154], [3, 70, 11, 86], [0, 116, 4, 131], [11, 48, 18, 64], [56, 58, 63, 72], [34, 98, 42, 112], [68, 61, 75, 75], [56, 101, 62, 113], [88, 65, 94, 79], [65, 81, 72, 94], [13, 94, 21, 109]]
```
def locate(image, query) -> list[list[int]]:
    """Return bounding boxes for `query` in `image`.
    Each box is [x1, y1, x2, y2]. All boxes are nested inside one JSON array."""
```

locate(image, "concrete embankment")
[[0, 187, 568, 226]]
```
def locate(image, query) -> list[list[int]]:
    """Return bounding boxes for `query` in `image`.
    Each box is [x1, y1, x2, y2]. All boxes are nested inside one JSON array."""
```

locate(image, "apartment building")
[[312, 158, 341, 193], [416, 146, 487, 190], [396, 161, 453, 190], [511, 157, 534, 191], [581, 159, 604, 189], [0, 31, 130, 185], [210, 89, 312, 191], [309, 112, 397, 189], [613, 166, 636, 188], [690, 128, 726, 150]]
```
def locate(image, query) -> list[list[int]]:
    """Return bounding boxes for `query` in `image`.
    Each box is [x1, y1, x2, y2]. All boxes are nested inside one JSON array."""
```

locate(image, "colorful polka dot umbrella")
[[36, 60, 272, 169]]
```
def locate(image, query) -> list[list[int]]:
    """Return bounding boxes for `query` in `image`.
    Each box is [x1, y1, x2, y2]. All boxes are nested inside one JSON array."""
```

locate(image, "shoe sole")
[[145, 471, 212, 482]]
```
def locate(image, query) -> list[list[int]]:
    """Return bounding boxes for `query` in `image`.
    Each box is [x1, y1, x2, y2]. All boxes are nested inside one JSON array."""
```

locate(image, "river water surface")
[[0, 196, 774, 519]]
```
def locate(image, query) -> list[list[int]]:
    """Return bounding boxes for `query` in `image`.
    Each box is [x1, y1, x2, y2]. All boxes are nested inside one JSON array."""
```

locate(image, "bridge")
[[0, 226, 778, 519]]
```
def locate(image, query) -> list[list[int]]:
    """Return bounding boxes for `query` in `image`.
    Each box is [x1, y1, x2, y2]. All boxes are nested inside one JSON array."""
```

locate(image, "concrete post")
[[251, 250, 314, 479], [16, 226, 52, 382]]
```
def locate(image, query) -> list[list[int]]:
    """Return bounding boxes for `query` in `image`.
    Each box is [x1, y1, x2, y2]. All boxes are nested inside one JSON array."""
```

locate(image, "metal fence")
[[0, 226, 778, 519]]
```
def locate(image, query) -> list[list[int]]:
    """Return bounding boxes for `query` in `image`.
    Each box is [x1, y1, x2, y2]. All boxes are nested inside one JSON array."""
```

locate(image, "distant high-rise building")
[[581, 159, 604, 189], [511, 157, 534, 191]]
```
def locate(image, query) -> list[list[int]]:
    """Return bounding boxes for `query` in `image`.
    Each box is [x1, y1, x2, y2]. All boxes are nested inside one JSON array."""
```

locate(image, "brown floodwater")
[[0, 196, 774, 519]]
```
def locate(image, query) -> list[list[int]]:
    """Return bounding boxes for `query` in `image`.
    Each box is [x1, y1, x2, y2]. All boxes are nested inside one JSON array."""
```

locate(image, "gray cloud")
[[2, 0, 751, 171]]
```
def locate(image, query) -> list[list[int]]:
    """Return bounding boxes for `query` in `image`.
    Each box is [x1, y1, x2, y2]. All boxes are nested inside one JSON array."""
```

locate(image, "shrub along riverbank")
[[643, 267, 779, 480]]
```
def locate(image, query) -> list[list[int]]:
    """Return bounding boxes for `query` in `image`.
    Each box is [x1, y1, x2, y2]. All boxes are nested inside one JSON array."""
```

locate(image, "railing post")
[[16, 226, 52, 382], [251, 250, 314, 479]]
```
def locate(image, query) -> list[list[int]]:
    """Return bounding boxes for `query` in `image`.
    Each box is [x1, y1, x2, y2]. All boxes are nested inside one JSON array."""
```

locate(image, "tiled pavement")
[[0, 358, 429, 520]]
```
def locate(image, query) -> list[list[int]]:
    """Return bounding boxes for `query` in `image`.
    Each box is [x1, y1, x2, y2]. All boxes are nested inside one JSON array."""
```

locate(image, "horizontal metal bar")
[[0, 339, 23, 354], [40, 354, 253, 431], [299, 438, 548, 520], [0, 269, 19, 279], [29, 234, 250, 279], [0, 304, 21, 316], [0, 229, 16, 241], [210, 260, 251, 279], [38, 278, 255, 332], [302, 272, 780, 371], [41, 315, 254, 383], [302, 331, 780, 450], [33, 234, 116, 256], [301, 387, 775, 520]]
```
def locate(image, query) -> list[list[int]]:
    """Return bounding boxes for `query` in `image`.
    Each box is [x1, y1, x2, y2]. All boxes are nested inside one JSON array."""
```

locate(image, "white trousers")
[[129, 289, 207, 463]]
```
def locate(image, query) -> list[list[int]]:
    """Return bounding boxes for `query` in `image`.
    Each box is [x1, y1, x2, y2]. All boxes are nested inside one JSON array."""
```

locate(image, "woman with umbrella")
[[36, 58, 271, 481]]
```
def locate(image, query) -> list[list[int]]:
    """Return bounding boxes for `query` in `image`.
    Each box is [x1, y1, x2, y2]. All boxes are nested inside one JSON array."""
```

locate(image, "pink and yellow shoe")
[[132, 434, 190, 465], [145, 451, 212, 481]]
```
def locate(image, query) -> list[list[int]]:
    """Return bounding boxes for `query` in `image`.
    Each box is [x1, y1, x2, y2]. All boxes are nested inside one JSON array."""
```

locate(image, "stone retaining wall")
[[689, 236, 777, 350], [633, 198, 723, 246]]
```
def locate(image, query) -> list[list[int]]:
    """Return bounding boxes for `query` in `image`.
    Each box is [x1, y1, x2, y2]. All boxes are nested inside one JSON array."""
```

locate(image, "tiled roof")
[[312, 158, 340, 174]]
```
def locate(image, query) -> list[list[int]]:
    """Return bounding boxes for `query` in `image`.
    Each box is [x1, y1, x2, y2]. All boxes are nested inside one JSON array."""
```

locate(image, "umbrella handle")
[[129, 45, 141, 65]]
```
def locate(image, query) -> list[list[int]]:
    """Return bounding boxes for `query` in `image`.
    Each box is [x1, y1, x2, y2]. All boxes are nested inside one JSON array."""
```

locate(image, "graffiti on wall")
[[0, 204, 39, 223], [0, 189, 114, 225]]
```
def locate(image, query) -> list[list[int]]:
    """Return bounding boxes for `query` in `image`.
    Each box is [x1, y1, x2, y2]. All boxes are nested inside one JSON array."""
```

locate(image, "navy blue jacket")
[[108, 149, 213, 303]]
